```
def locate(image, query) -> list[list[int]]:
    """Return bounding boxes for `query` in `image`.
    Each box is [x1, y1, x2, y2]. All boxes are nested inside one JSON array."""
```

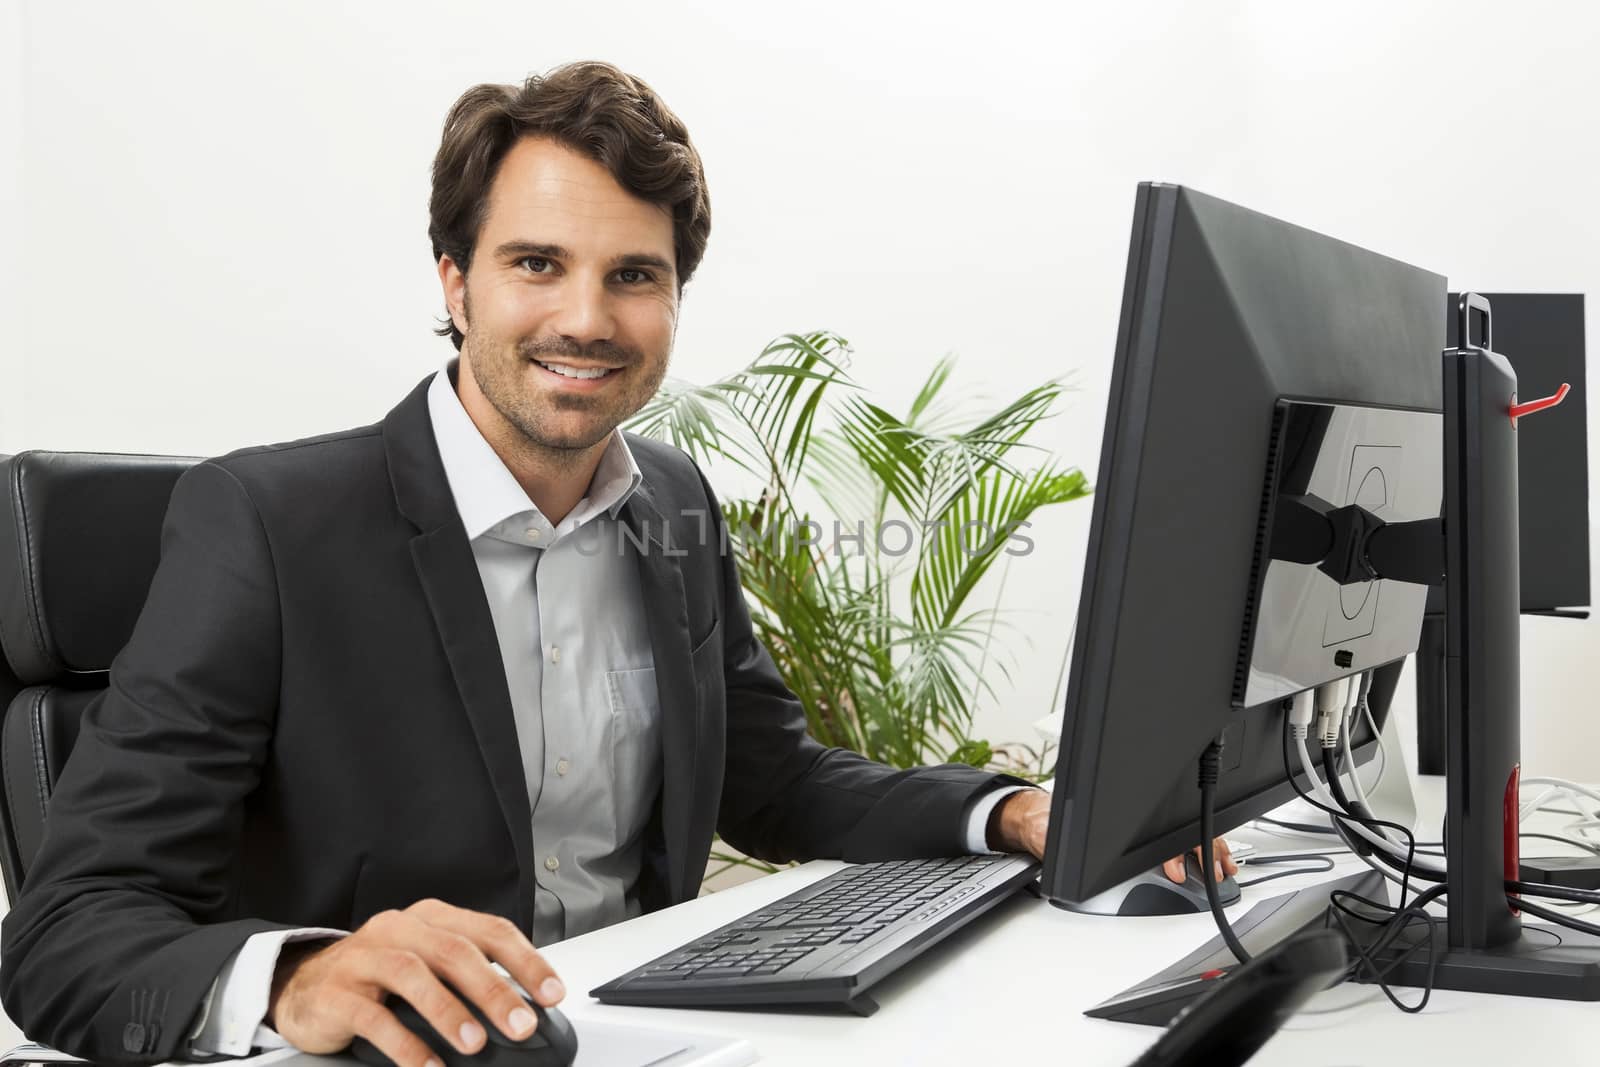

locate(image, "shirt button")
[[525, 527, 542, 541], [556, 758, 571, 777], [550, 646, 561, 663], [545, 855, 560, 872]]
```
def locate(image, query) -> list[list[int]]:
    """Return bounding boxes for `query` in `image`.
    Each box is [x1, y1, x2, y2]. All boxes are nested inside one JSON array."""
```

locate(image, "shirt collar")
[[426, 361, 643, 542]]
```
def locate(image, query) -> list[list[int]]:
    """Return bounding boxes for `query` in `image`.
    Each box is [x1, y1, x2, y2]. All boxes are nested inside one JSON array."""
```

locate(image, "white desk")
[[543, 786, 1597, 1065], [4, 781, 1595, 1065]]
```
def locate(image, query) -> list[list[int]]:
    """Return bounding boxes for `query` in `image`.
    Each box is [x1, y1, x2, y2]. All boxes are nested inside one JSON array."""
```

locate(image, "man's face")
[[440, 136, 678, 457]]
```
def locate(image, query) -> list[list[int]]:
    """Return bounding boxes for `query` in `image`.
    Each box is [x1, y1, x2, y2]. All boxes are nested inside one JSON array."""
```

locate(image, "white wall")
[[0, 2, 24, 452], [6, 0, 1597, 789]]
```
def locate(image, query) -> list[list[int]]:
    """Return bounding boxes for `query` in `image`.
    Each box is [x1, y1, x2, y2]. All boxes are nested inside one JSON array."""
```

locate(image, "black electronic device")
[[1416, 292, 1588, 773], [1039, 184, 1600, 1008], [1126, 929, 1349, 1067], [1518, 856, 1600, 892], [1088, 870, 1383, 1027], [350, 988, 578, 1067], [590, 854, 1038, 1014], [1372, 295, 1600, 997], [1041, 183, 1438, 907], [1063, 852, 1242, 917], [1447, 293, 1589, 614]]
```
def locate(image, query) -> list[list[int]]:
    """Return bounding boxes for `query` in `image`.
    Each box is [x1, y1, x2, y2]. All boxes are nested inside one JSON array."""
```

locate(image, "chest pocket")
[[606, 666, 663, 845]]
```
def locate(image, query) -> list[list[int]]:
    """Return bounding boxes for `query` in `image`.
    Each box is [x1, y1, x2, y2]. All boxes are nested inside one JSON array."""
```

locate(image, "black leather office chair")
[[0, 451, 197, 902]]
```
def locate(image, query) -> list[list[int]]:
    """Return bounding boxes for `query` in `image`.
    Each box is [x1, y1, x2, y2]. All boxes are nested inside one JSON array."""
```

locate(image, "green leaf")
[[948, 738, 994, 768], [628, 333, 1090, 771]]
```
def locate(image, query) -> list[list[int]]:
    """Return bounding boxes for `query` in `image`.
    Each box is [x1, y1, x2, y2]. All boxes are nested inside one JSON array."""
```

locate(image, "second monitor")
[[1040, 183, 1444, 904]]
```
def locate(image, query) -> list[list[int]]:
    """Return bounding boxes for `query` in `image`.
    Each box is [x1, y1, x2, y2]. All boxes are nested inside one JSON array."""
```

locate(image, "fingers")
[[1189, 840, 1236, 882], [1214, 837, 1239, 877], [335, 989, 441, 1067], [1190, 844, 1222, 883], [403, 900, 564, 1029], [361, 925, 501, 1051], [1164, 839, 1236, 885]]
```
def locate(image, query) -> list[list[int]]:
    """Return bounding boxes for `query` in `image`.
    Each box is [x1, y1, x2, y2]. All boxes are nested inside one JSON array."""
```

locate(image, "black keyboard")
[[590, 853, 1040, 1014]]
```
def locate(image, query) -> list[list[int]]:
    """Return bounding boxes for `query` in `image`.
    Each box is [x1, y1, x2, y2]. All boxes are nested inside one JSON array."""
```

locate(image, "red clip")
[[1510, 382, 1571, 428]]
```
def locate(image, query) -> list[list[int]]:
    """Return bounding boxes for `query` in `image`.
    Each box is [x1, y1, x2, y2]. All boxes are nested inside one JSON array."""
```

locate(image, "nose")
[[547, 273, 616, 347]]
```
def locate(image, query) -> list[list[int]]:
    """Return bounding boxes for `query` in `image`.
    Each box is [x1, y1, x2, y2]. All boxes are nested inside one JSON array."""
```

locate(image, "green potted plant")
[[627, 331, 1089, 880]]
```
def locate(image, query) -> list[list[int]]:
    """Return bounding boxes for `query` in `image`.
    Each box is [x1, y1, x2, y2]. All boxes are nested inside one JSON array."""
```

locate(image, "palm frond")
[[629, 333, 1089, 770]]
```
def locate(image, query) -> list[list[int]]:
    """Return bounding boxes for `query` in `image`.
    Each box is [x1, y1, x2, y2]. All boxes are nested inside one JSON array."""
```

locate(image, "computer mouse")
[[1056, 852, 1242, 916], [349, 986, 578, 1067]]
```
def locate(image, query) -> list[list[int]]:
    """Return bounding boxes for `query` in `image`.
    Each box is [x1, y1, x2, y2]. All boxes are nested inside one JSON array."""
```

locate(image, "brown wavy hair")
[[429, 61, 712, 350]]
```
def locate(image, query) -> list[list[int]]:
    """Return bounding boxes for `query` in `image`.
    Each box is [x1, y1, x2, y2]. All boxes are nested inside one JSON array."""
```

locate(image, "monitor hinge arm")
[[1270, 494, 1444, 587]]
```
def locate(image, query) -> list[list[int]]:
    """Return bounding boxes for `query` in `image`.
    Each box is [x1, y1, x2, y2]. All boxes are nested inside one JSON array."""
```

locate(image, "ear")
[[437, 255, 469, 336]]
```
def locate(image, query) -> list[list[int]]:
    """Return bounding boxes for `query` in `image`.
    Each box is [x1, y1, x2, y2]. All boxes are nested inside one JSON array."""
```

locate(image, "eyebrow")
[[492, 241, 674, 276]]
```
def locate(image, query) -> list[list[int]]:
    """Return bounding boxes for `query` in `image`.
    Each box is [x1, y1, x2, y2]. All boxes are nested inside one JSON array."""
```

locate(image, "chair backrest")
[[0, 451, 198, 900]]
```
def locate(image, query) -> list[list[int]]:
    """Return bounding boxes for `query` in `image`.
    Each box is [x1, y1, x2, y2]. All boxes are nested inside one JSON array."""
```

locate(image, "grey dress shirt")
[[426, 366, 660, 945]]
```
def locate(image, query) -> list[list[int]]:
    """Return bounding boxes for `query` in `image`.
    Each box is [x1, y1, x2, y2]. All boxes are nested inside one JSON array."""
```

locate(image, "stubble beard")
[[461, 326, 667, 471]]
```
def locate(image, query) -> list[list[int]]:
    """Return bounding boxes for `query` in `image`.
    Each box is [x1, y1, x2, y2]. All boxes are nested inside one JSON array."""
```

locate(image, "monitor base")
[[1376, 923, 1600, 1000]]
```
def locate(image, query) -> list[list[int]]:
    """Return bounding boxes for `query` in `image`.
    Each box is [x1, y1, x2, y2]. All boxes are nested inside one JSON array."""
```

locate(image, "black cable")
[[1508, 880, 1600, 907], [1321, 744, 1355, 813], [1513, 896, 1600, 938], [1326, 884, 1445, 1013], [1198, 741, 1250, 964], [1280, 719, 1438, 906], [1322, 745, 1375, 824], [1280, 709, 1442, 1013], [1328, 815, 1445, 886], [1237, 856, 1337, 888], [1255, 814, 1338, 836]]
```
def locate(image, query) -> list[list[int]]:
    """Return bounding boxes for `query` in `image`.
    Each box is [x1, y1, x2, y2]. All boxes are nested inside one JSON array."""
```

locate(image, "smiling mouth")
[[533, 359, 620, 381]]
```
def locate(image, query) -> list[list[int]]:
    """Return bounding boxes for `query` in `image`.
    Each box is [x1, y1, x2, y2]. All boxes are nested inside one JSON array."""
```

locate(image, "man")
[[0, 61, 1233, 1067]]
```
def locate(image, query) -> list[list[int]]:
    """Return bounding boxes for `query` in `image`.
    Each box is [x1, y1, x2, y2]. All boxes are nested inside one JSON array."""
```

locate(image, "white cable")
[[1288, 689, 1315, 733], [1340, 671, 1377, 810], [1314, 678, 1349, 750], [1358, 686, 1388, 794], [1518, 779, 1600, 848], [1522, 777, 1600, 809], [1296, 733, 1446, 875]]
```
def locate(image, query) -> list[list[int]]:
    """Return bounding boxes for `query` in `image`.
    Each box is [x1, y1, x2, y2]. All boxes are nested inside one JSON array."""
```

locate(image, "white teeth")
[[537, 361, 611, 380]]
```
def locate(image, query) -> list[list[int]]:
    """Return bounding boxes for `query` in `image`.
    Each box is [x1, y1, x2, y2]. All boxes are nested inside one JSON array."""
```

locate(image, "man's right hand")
[[268, 899, 564, 1067]]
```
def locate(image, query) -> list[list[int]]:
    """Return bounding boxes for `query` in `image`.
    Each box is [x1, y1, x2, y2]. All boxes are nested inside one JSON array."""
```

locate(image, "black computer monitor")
[[1040, 184, 1445, 904], [1417, 294, 1588, 773], [1444, 292, 1589, 613]]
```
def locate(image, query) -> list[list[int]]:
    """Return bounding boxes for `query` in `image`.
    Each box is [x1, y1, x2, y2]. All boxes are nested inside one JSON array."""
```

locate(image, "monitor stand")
[[1378, 297, 1600, 999]]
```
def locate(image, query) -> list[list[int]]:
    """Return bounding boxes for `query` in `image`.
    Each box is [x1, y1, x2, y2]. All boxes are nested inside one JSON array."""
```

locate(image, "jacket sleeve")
[[697, 468, 1030, 864], [0, 461, 298, 1064]]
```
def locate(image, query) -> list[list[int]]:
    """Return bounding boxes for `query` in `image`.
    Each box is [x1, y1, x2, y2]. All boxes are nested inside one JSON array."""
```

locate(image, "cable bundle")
[[1194, 671, 1600, 1018]]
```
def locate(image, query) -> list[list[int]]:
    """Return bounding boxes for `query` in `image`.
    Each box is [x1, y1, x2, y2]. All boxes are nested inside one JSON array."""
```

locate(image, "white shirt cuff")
[[188, 927, 347, 1056], [964, 785, 1036, 854]]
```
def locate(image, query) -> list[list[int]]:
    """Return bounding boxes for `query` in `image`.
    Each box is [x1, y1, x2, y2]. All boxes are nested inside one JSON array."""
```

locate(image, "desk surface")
[[3, 780, 1596, 1066], [544, 786, 1597, 1065]]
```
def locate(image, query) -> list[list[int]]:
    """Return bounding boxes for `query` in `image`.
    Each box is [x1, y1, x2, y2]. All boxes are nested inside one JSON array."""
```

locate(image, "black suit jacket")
[[0, 373, 1021, 1063]]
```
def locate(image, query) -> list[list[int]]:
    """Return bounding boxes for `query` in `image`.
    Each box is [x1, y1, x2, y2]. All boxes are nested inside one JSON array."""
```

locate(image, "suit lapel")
[[620, 488, 701, 904], [383, 375, 538, 931]]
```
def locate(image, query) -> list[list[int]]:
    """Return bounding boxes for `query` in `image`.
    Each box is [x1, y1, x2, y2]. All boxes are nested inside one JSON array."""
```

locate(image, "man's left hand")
[[989, 789, 1238, 885]]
